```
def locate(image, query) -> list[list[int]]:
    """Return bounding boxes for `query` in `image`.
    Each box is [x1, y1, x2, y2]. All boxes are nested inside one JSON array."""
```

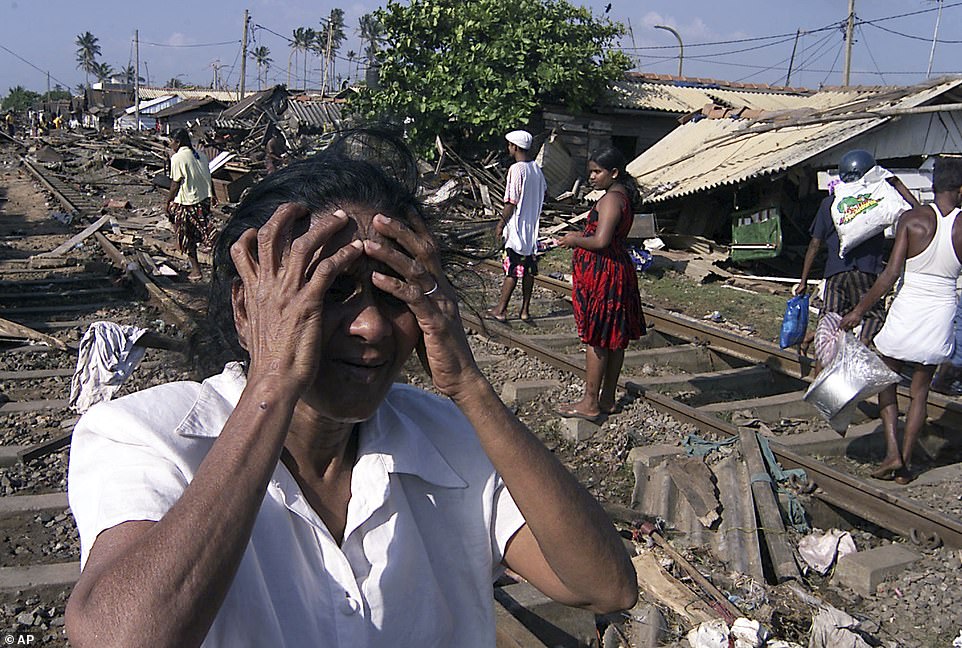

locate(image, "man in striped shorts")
[[795, 150, 919, 363]]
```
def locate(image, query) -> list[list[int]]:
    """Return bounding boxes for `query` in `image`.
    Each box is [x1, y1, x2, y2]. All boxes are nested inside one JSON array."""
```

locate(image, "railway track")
[[0, 147, 195, 642], [4, 142, 962, 644], [467, 261, 962, 550]]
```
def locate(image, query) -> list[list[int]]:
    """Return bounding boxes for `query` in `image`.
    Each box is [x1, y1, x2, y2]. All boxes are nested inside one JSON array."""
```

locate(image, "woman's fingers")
[[364, 239, 439, 304], [304, 239, 365, 300], [255, 202, 310, 275], [370, 213, 443, 277], [230, 228, 259, 282], [287, 209, 349, 281]]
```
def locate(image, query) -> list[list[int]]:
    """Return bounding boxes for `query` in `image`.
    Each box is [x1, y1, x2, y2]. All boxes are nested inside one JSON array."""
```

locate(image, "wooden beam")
[[0, 316, 67, 351], [33, 214, 111, 258], [739, 428, 800, 584]]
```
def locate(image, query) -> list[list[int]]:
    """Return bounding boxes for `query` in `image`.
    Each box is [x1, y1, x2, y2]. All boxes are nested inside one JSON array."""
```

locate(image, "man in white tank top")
[[841, 157, 962, 484]]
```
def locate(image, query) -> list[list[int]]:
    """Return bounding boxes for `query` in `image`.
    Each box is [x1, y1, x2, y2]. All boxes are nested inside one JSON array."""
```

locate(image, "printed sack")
[[831, 165, 911, 257], [779, 293, 809, 349]]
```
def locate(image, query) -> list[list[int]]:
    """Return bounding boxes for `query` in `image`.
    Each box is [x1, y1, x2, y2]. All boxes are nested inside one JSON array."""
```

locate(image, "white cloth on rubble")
[[69, 321, 147, 413], [874, 204, 962, 365], [798, 528, 857, 575]]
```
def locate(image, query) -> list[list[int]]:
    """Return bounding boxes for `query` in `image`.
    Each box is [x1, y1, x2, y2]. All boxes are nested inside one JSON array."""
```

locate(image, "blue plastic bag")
[[628, 246, 653, 272], [779, 294, 809, 349]]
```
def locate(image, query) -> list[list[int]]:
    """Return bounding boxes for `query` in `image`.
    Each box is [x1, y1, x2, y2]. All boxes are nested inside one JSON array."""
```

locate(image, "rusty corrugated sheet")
[[627, 79, 962, 204]]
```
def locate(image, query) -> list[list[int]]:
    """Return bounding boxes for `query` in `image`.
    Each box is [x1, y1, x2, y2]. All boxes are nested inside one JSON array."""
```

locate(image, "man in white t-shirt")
[[488, 130, 547, 323]]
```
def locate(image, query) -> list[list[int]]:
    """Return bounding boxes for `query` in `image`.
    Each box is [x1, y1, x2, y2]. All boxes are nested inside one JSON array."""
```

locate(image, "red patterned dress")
[[572, 192, 646, 349]]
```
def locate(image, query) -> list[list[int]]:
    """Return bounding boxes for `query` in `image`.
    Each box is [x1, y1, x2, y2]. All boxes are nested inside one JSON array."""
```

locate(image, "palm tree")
[[357, 13, 385, 83], [346, 50, 357, 84], [93, 62, 114, 83], [250, 46, 272, 90], [289, 27, 314, 89], [120, 65, 144, 85], [319, 9, 346, 94], [74, 32, 101, 89]]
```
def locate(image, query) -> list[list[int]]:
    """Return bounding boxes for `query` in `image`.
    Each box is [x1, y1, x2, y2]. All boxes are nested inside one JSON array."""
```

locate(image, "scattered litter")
[[643, 236, 665, 251], [952, 629, 962, 647], [730, 617, 769, 647], [808, 605, 874, 648], [798, 528, 857, 575], [686, 619, 729, 648], [779, 293, 809, 349], [50, 211, 74, 225]]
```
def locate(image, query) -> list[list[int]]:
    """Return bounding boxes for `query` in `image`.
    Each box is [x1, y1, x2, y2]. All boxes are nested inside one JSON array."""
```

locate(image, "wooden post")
[[739, 428, 799, 583]]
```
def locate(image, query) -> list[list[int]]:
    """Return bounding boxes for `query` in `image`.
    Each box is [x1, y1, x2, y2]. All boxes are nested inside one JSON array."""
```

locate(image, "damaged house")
[[623, 76, 962, 268]]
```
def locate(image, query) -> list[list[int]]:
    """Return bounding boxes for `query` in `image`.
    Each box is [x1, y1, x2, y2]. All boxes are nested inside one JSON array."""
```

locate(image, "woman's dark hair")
[[933, 156, 962, 194], [589, 147, 641, 210], [171, 128, 194, 150], [205, 129, 426, 365]]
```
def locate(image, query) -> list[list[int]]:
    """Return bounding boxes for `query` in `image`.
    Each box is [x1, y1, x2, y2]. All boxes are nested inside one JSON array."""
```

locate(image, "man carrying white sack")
[[796, 150, 919, 356], [841, 157, 962, 484]]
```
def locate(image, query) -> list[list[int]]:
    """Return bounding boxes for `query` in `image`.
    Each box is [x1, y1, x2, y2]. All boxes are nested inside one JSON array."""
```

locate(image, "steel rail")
[[462, 304, 962, 549], [19, 158, 196, 330]]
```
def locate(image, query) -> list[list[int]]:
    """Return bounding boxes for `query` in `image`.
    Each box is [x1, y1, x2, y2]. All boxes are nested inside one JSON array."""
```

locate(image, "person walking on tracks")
[[796, 150, 919, 356], [841, 156, 962, 484], [487, 129, 546, 324], [165, 128, 217, 281], [554, 147, 646, 423]]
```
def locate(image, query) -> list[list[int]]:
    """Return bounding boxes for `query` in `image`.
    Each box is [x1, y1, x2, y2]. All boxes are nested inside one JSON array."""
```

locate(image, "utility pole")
[[135, 29, 140, 131], [843, 0, 855, 85], [927, 0, 944, 78], [786, 29, 802, 86], [239, 9, 249, 99]]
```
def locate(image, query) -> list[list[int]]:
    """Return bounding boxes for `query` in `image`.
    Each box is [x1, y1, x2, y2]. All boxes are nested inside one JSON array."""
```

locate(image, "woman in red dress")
[[554, 148, 645, 422]]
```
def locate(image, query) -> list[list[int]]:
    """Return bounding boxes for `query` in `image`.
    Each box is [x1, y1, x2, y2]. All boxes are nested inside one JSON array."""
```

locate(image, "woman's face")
[[587, 160, 617, 190], [298, 203, 421, 422]]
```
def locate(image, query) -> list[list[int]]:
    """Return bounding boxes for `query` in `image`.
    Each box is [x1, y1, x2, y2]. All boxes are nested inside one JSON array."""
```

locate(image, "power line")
[[857, 24, 886, 85], [861, 20, 962, 44], [0, 43, 74, 91], [140, 39, 239, 48]]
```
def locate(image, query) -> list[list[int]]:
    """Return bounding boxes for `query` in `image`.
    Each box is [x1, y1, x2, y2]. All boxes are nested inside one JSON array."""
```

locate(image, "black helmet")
[[838, 149, 876, 182]]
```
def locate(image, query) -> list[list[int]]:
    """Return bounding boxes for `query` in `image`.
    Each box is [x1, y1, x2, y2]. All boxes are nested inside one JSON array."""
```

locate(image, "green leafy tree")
[[42, 86, 72, 102], [75, 31, 102, 89], [250, 46, 273, 90], [166, 77, 185, 89], [353, 0, 631, 153], [3, 86, 41, 112]]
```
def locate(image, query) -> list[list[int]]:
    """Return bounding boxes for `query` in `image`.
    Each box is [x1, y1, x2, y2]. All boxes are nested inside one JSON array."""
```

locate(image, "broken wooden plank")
[[739, 428, 800, 584], [34, 214, 111, 258], [631, 551, 717, 627], [0, 316, 68, 351], [667, 456, 721, 528]]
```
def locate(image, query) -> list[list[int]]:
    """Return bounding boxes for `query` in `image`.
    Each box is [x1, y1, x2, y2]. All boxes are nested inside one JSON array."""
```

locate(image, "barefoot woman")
[[555, 148, 646, 421]]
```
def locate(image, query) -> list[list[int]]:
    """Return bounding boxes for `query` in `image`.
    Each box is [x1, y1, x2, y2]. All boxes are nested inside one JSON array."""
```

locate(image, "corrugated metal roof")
[[627, 79, 962, 204], [282, 98, 343, 130], [138, 87, 238, 102], [607, 76, 831, 114]]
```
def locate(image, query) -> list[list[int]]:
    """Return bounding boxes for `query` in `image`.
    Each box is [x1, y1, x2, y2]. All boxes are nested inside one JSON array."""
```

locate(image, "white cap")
[[505, 130, 533, 150]]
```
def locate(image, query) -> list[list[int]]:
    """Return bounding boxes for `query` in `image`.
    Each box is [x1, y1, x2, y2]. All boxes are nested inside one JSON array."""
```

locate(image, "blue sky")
[[0, 0, 958, 95]]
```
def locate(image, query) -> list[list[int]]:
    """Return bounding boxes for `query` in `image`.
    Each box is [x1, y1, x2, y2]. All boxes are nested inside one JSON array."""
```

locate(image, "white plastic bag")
[[831, 166, 911, 257], [804, 331, 901, 434]]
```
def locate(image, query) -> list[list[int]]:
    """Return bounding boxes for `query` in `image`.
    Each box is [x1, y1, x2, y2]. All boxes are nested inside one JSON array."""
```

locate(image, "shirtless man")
[[841, 157, 962, 484]]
